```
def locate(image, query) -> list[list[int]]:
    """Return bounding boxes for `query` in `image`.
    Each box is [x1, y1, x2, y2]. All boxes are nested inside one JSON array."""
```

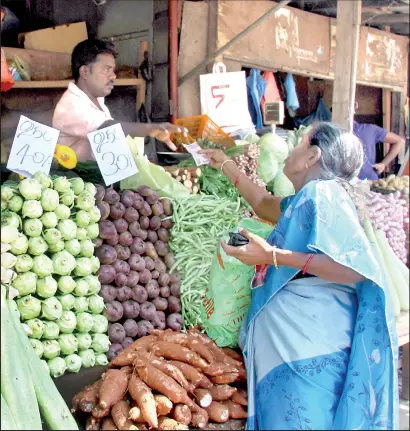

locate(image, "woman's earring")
[[305, 163, 309, 169]]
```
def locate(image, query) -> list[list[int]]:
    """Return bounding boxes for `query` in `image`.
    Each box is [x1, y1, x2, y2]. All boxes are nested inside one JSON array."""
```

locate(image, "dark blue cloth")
[[294, 98, 331, 128], [247, 69, 266, 129]]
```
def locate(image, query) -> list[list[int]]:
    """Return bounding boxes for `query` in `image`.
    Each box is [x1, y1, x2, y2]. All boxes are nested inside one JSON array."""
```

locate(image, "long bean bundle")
[[170, 195, 241, 328]]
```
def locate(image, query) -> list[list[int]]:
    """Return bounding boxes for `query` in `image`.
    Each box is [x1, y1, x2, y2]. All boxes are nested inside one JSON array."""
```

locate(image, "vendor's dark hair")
[[72, 39, 117, 81]]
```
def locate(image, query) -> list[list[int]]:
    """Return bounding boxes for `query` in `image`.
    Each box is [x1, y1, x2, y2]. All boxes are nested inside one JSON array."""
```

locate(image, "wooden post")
[[332, 0, 362, 132]]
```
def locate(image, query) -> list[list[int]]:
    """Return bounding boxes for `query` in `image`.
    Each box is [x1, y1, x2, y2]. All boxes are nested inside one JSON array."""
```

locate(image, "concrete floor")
[[400, 399, 409, 430]]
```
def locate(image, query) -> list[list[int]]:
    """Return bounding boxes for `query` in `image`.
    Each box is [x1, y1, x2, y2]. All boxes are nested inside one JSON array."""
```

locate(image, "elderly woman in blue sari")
[[200, 122, 398, 430]]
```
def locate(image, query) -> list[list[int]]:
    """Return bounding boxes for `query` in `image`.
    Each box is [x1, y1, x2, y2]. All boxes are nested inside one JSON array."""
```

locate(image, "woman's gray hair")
[[309, 122, 364, 181], [309, 122, 368, 222]]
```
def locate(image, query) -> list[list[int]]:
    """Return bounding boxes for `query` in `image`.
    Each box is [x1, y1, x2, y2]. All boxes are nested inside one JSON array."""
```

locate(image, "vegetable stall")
[[1, 124, 409, 430]]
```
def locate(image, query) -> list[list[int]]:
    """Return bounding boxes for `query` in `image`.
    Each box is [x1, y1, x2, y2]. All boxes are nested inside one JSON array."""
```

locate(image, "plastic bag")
[[1, 48, 14, 92], [120, 136, 190, 198], [201, 218, 273, 347]]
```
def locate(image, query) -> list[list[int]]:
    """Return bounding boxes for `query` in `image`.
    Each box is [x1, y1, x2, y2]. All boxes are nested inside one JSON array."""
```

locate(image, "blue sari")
[[240, 180, 398, 430]]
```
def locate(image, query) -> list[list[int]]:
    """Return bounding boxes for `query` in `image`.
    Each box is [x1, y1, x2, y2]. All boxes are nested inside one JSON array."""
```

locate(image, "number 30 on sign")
[[88, 124, 138, 186], [7, 115, 60, 177]]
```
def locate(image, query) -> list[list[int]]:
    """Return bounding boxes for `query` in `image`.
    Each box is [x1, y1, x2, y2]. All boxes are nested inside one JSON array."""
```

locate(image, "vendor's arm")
[[222, 229, 366, 284], [200, 149, 283, 224], [99, 120, 187, 152], [371, 128, 405, 174]]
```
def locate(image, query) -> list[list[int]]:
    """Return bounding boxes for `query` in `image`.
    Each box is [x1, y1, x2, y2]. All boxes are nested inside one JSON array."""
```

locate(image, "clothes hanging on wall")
[[247, 69, 266, 129], [284, 73, 299, 117], [261, 72, 281, 111]]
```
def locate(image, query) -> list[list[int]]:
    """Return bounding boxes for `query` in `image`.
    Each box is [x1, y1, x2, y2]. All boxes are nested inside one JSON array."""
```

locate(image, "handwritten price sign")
[[88, 124, 138, 186], [7, 115, 60, 177]]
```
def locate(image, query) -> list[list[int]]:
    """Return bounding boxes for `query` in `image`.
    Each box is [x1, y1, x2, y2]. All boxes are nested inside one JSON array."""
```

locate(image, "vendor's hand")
[[372, 163, 386, 175], [221, 229, 274, 266], [148, 123, 188, 152], [199, 149, 231, 170]]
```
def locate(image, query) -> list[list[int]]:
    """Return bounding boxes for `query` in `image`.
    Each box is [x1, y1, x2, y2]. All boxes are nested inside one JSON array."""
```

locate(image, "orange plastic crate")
[[172, 115, 235, 149]]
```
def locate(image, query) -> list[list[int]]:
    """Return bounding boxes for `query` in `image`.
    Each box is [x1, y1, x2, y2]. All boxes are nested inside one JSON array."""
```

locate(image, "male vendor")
[[53, 39, 186, 161], [353, 103, 405, 180]]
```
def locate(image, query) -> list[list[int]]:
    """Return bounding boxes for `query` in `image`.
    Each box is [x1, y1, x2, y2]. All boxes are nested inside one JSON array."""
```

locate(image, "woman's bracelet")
[[272, 246, 278, 269], [302, 253, 315, 274], [220, 159, 236, 174]]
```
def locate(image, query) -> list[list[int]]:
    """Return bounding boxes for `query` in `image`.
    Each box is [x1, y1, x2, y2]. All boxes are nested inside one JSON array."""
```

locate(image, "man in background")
[[53, 39, 186, 162], [353, 102, 405, 180]]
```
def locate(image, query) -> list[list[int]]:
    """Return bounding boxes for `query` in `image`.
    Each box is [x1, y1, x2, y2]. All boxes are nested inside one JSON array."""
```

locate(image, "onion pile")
[[95, 185, 182, 360], [366, 190, 409, 264], [231, 144, 266, 188]]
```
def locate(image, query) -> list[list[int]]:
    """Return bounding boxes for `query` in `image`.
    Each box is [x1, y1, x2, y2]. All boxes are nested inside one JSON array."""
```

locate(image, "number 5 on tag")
[[7, 115, 60, 177], [88, 124, 138, 186]]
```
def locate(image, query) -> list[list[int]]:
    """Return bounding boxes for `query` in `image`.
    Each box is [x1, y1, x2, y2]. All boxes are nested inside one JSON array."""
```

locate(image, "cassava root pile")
[[163, 167, 201, 195], [72, 329, 248, 430]]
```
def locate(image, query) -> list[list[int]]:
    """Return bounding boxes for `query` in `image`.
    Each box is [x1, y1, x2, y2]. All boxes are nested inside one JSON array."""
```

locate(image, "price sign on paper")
[[88, 124, 138, 186], [7, 115, 60, 177], [183, 142, 211, 166]]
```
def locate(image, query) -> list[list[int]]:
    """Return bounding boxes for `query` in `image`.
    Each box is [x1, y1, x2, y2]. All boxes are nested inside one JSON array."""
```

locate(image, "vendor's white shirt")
[[52, 82, 113, 162]]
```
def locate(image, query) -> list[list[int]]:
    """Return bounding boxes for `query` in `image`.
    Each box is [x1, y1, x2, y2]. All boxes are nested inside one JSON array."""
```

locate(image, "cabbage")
[[40, 188, 59, 211], [69, 178, 85, 196], [16, 295, 41, 320], [91, 333, 110, 353], [95, 353, 109, 366], [58, 275, 76, 294], [76, 333, 92, 350], [272, 171, 295, 198], [74, 279, 89, 297], [91, 314, 108, 334], [90, 257, 100, 275], [59, 189, 75, 207], [43, 340, 61, 359], [42, 297, 63, 320], [30, 339, 44, 358], [57, 311, 77, 334], [64, 239, 81, 256], [22, 200, 43, 219], [244, 133, 260, 144], [12, 271, 37, 296], [23, 219, 43, 237], [26, 318, 45, 339], [52, 251, 76, 275], [28, 237, 48, 256], [2, 252, 17, 269], [84, 183, 96, 197], [1, 184, 15, 201], [15, 254, 33, 273], [88, 295, 105, 314], [83, 275, 101, 295], [48, 357, 67, 378], [1, 199, 7, 211], [74, 258, 92, 277], [8, 195, 23, 213], [258, 146, 279, 183], [85, 224, 99, 240], [41, 360, 50, 375], [75, 192, 95, 212], [53, 177, 71, 194], [43, 228, 62, 245], [74, 296, 89, 313], [55, 204, 71, 220], [76, 228, 88, 241], [33, 171, 53, 189], [76, 312, 94, 333], [10, 233, 29, 255], [36, 276, 58, 298], [79, 349, 96, 368], [57, 219, 77, 241], [75, 210, 91, 228], [42, 321, 60, 340], [48, 240, 65, 253], [32, 256, 54, 278], [258, 133, 289, 163], [80, 239, 94, 258], [2, 226, 19, 243], [88, 207, 101, 224], [41, 212, 58, 228], [19, 178, 42, 200], [65, 354, 82, 373], [57, 294, 76, 310], [58, 334, 78, 355], [2, 211, 21, 229], [1, 267, 16, 284]]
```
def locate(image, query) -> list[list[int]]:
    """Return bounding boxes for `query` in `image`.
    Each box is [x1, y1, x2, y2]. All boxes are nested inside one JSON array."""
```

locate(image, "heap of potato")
[[369, 174, 409, 200], [72, 329, 248, 430]]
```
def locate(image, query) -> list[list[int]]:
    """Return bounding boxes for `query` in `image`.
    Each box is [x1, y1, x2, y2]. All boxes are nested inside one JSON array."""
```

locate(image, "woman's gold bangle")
[[272, 246, 279, 269], [220, 159, 236, 174]]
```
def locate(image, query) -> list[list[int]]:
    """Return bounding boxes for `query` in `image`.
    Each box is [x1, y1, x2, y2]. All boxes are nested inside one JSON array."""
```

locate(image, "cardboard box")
[[20, 22, 88, 54]]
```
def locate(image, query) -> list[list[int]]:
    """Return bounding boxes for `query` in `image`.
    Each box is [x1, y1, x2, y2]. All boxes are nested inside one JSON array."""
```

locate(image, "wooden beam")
[[364, 13, 409, 24], [332, 0, 362, 132]]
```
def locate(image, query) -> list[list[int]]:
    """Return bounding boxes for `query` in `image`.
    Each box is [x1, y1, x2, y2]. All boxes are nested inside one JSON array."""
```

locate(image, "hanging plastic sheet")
[[294, 97, 331, 128], [284, 73, 299, 113]]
